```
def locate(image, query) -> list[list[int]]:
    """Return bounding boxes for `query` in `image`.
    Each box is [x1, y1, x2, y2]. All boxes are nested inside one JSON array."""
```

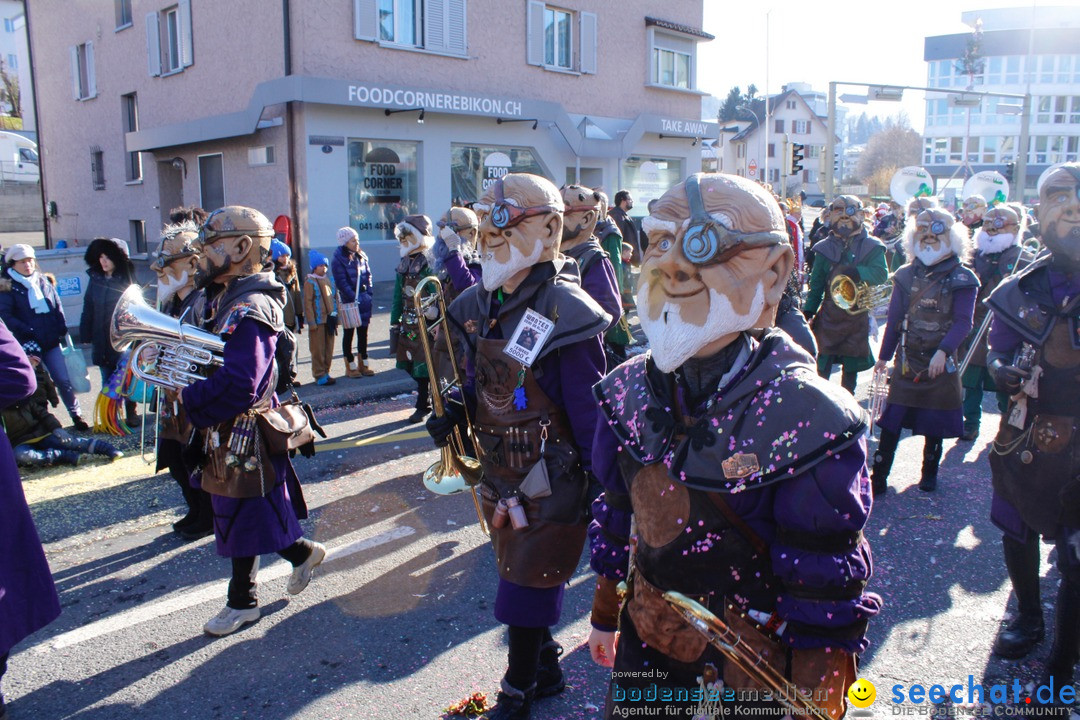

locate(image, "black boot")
[[535, 628, 565, 699], [841, 370, 858, 394], [918, 437, 943, 492], [125, 400, 140, 429], [180, 489, 214, 541], [994, 534, 1045, 659], [871, 428, 900, 497], [485, 678, 534, 720], [1039, 566, 1080, 699], [407, 377, 431, 423]]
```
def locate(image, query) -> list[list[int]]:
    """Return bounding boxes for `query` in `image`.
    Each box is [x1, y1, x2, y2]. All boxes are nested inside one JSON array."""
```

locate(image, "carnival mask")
[[638, 173, 791, 373], [1037, 165, 1080, 267], [961, 195, 987, 226], [829, 196, 864, 238], [975, 207, 1021, 255], [475, 175, 563, 292], [912, 209, 956, 266]]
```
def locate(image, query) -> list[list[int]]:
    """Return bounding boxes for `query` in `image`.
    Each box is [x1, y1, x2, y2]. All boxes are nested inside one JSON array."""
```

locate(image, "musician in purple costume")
[[870, 209, 978, 496], [0, 319, 61, 719], [588, 173, 880, 720], [180, 206, 325, 638], [430, 174, 609, 720], [558, 184, 623, 330], [434, 206, 482, 302], [983, 164, 1080, 698]]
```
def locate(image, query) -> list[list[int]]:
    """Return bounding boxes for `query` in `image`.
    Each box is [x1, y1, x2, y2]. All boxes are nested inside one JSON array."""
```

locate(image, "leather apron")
[[814, 262, 872, 358], [473, 336, 589, 588], [887, 265, 962, 411], [396, 255, 429, 365], [991, 322, 1080, 536]]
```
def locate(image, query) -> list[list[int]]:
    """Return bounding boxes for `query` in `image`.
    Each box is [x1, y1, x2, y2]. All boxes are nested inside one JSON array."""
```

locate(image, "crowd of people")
[[0, 165, 1078, 720]]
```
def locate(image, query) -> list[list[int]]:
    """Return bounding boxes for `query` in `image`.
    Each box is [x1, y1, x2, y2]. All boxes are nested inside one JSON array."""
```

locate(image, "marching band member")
[[429, 174, 609, 719], [558, 184, 623, 331], [870, 209, 978, 496], [803, 195, 889, 393], [984, 164, 1080, 696], [960, 193, 988, 233], [588, 173, 879, 719], [434, 205, 483, 302], [391, 215, 437, 423]]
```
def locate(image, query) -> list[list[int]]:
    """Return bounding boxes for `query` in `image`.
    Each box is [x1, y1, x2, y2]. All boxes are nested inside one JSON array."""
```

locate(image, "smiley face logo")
[[848, 678, 877, 708]]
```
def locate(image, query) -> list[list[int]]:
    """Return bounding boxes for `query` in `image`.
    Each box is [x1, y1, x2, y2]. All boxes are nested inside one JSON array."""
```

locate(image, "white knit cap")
[[337, 227, 359, 245], [6, 244, 35, 262]]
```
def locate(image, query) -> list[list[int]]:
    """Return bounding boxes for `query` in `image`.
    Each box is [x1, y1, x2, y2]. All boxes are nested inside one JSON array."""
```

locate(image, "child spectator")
[[303, 251, 337, 386]]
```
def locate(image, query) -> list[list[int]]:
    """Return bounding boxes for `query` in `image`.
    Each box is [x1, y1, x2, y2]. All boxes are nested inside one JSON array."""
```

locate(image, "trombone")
[[662, 592, 832, 720], [412, 276, 488, 535]]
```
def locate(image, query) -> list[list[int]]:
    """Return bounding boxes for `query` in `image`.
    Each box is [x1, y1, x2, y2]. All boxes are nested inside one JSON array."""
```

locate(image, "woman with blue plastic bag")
[[79, 238, 138, 428], [0, 244, 90, 431]]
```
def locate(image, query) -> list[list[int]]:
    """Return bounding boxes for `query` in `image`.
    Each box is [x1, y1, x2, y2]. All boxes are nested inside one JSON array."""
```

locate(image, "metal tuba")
[[110, 285, 224, 390], [412, 276, 488, 535], [829, 274, 892, 315]]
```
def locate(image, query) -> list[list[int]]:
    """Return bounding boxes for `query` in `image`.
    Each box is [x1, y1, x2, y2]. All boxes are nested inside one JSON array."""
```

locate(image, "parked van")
[[0, 131, 40, 184]]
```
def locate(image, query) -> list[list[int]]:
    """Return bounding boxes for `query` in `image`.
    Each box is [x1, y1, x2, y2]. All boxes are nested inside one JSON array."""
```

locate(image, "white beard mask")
[[156, 270, 189, 304], [399, 233, 423, 258], [915, 243, 953, 267], [481, 239, 543, 292], [976, 230, 1018, 255], [637, 282, 766, 373]]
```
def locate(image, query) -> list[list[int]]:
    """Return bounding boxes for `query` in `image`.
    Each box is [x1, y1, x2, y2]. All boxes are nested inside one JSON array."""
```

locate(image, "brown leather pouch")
[[626, 572, 708, 664], [790, 646, 856, 719], [256, 401, 315, 454], [199, 420, 276, 499], [1032, 414, 1074, 454]]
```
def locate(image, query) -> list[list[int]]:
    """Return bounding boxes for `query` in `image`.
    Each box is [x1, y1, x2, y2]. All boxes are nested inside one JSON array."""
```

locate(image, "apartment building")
[[28, 0, 715, 276], [923, 5, 1080, 201]]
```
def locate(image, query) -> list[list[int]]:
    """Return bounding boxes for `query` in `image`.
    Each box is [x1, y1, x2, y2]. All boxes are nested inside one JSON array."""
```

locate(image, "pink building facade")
[[29, 0, 715, 277]]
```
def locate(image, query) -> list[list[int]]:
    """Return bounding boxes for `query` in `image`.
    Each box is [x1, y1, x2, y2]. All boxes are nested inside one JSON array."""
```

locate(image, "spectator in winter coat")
[[271, 239, 303, 393], [304, 251, 337, 385], [79, 238, 138, 427], [0, 244, 89, 430], [331, 227, 375, 378]]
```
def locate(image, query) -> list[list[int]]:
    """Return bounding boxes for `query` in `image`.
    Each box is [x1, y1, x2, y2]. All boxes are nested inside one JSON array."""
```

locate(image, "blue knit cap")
[[309, 250, 329, 271], [271, 239, 292, 261]]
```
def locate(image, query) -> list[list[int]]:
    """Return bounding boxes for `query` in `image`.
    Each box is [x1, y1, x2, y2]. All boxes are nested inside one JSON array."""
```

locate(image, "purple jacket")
[[0, 318, 61, 655], [182, 318, 304, 557]]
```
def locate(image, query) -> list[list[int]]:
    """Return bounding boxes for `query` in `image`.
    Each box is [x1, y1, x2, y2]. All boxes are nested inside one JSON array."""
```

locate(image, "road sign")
[[748, 159, 758, 178]]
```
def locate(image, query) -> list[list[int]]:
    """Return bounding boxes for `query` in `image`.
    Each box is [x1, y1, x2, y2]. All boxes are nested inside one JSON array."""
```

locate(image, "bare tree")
[[857, 127, 922, 183], [0, 59, 19, 118]]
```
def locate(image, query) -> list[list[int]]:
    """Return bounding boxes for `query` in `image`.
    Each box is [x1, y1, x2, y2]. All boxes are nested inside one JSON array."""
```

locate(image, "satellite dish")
[[1037, 162, 1068, 194], [890, 167, 934, 205], [962, 171, 1009, 206]]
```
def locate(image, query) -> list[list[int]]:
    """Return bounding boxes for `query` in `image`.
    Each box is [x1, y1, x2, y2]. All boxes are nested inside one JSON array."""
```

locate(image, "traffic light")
[[1005, 161, 1016, 184], [791, 143, 805, 175]]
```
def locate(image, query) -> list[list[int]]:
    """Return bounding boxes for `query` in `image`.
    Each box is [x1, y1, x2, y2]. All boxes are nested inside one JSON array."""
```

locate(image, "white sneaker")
[[287, 542, 326, 595], [203, 606, 260, 637]]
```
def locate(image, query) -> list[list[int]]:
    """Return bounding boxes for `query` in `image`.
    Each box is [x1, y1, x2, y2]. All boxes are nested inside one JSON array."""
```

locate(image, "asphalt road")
[[6, 350, 1079, 719]]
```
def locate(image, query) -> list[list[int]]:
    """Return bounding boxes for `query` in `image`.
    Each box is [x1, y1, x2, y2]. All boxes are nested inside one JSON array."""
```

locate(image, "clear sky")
[[698, 0, 1080, 132]]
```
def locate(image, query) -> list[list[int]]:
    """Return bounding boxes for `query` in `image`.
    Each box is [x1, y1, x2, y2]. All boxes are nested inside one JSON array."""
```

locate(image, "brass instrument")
[[412, 276, 488, 535], [662, 591, 832, 720], [868, 365, 889, 434], [111, 285, 224, 390], [829, 274, 892, 315]]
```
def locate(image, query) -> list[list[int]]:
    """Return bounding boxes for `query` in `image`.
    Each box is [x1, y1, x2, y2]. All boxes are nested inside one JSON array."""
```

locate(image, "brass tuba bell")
[[829, 274, 892, 315]]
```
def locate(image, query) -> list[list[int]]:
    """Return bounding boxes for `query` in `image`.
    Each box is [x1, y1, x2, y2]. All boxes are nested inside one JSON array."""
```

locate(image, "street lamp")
[[738, 104, 767, 184]]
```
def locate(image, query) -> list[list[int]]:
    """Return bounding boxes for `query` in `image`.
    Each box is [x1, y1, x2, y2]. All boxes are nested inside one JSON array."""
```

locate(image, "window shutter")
[[526, 0, 544, 66], [446, 0, 466, 55], [86, 42, 96, 98], [70, 45, 80, 99], [579, 11, 597, 74], [354, 0, 377, 41], [146, 12, 161, 76], [178, 0, 193, 66], [424, 0, 447, 53]]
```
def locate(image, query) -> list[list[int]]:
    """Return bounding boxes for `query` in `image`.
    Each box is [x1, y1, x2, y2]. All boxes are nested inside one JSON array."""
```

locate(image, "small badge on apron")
[[503, 308, 555, 367]]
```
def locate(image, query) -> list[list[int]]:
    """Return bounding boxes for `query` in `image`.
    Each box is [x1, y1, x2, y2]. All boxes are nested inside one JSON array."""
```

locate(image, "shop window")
[[621, 156, 683, 212], [70, 42, 96, 100], [450, 144, 548, 204], [146, 1, 192, 77], [348, 140, 420, 245], [198, 153, 225, 212], [525, 2, 596, 74]]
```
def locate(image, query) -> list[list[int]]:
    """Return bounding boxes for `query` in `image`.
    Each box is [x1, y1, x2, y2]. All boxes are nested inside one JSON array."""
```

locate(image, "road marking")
[[318, 428, 430, 452], [34, 524, 416, 652]]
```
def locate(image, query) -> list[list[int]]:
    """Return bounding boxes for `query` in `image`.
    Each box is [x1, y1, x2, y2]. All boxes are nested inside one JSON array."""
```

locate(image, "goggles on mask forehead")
[[677, 173, 787, 266], [152, 249, 197, 270], [437, 217, 474, 232], [487, 180, 561, 230], [831, 203, 859, 217], [990, 215, 1007, 229]]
